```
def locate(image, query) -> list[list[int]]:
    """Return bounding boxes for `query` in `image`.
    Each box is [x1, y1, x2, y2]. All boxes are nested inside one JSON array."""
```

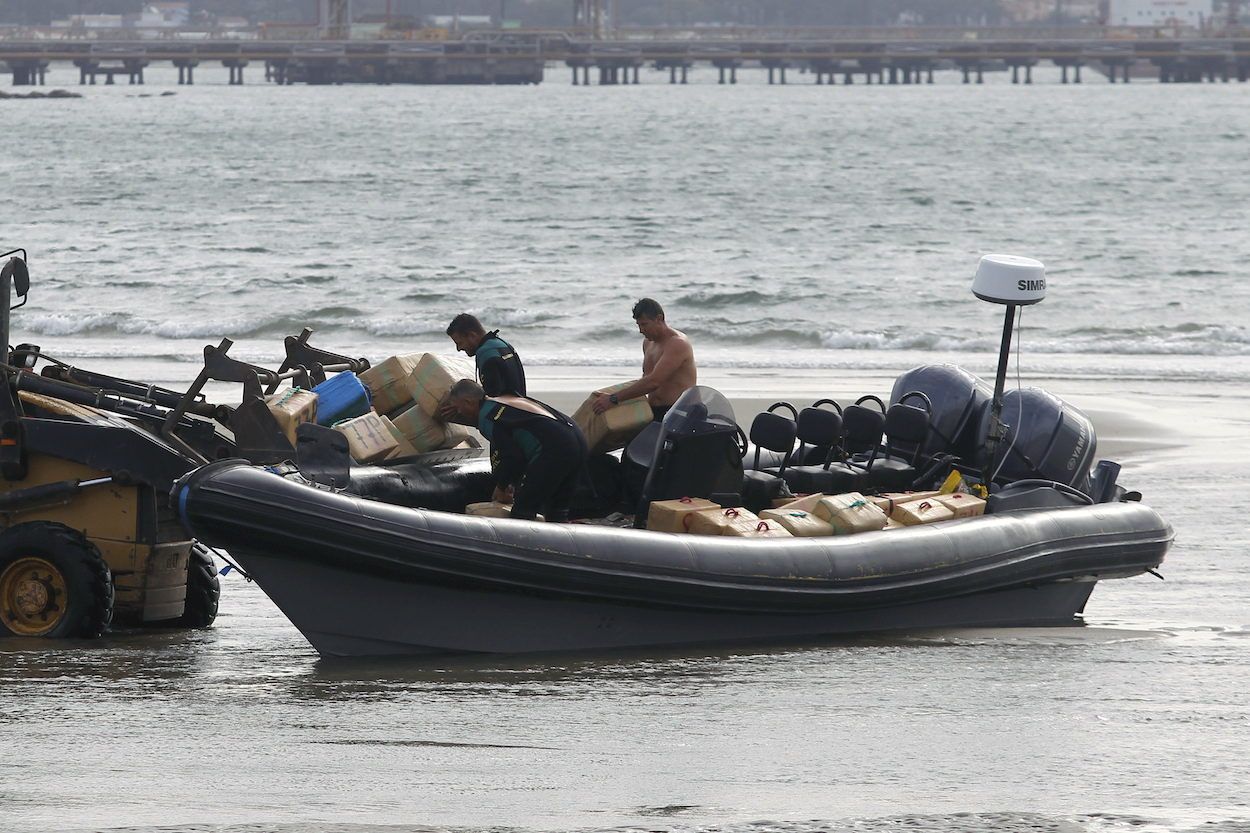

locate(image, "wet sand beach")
[[4, 361, 1249, 833]]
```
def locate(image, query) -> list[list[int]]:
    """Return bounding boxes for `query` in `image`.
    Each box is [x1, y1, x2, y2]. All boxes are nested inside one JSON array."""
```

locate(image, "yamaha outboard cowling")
[[977, 387, 1097, 492], [890, 364, 991, 462]]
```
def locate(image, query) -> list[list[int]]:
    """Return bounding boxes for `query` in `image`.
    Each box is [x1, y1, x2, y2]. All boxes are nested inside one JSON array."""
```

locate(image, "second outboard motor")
[[890, 363, 992, 462], [976, 386, 1097, 492], [627, 386, 743, 527]]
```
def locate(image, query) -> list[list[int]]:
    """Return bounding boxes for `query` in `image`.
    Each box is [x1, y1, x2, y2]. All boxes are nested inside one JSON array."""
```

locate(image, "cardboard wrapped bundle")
[[724, 519, 793, 538], [465, 501, 542, 521], [774, 493, 827, 514], [334, 411, 400, 464], [869, 491, 942, 515], [936, 492, 987, 519], [265, 388, 318, 446], [382, 418, 421, 461], [815, 492, 889, 535], [646, 496, 720, 533], [572, 382, 653, 455], [392, 403, 471, 453], [892, 498, 956, 526], [759, 508, 834, 537], [358, 353, 423, 416], [685, 507, 760, 536], [407, 353, 477, 417]]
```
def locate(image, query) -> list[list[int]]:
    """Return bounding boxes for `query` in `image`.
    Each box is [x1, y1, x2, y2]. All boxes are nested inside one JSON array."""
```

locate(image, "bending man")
[[445, 313, 527, 396], [447, 379, 588, 522], [592, 298, 697, 422]]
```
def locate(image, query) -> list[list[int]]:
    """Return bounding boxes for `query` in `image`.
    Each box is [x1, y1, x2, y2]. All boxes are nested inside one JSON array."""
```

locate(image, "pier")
[[2, 33, 1248, 87]]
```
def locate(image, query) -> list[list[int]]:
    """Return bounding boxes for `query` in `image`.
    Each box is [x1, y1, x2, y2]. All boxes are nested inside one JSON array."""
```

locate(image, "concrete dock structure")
[[2, 35, 1248, 87]]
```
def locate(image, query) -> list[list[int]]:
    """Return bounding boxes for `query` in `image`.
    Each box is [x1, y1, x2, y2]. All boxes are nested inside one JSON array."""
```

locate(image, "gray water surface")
[[1, 66, 1248, 832]]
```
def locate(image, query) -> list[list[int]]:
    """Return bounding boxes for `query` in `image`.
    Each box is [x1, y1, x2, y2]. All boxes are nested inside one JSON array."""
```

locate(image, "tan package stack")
[[572, 382, 654, 455], [382, 418, 421, 461], [407, 353, 477, 417], [392, 403, 471, 453], [935, 492, 986, 519], [869, 491, 942, 515], [724, 519, 792, 538], [646, 497, 720, 533], [465, 502, 543, 521], [775, 493, 827, 514], [334, 412, 400, 464], [815, 492, 889, 535], [685, 507, 760, 536], [358, 353, 423, 416], [892, 498, 956, 526], [759, 508, 833, 537], [265, 388, 318, 446]]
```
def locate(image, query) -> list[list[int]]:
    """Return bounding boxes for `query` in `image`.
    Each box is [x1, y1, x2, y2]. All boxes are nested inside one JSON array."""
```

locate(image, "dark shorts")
[[651, 405, 671, 423]]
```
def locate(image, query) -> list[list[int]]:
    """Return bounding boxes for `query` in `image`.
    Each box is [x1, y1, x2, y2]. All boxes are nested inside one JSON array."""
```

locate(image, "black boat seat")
[[842, 397, 887, 456], [852, 393, 933, 492], [780, 401, 854, 493], [741, 405, 797, 512], [780, 399, 884, 495]]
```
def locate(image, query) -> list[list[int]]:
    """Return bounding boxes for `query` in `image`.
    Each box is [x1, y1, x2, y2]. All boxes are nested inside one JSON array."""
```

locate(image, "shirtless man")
[[591, 298, 697, 422]]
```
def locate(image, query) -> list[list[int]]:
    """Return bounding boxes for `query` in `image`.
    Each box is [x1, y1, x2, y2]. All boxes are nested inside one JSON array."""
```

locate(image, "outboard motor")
[[627, 386, 743, 528], [889, 364, 992, 462], [975, 386, 1097, 493]]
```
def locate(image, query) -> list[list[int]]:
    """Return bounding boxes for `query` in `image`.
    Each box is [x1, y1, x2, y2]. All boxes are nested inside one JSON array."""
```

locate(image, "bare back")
[[642, 329, 697, 409]]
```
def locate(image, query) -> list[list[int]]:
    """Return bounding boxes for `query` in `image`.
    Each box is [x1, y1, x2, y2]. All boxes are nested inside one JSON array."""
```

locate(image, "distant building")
[[425, 15, 495, 30], [50, 14, 125, 31], [1106, 0, 1214, 26], [1001, 0, 1103, 22]]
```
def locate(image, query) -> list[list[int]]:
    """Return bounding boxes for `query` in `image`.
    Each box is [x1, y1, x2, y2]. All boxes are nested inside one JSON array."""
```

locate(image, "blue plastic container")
[[312, 372, 373, 426]]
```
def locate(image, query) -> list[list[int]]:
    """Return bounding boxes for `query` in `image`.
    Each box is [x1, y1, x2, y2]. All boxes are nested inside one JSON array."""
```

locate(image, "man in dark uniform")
[[447, 379, 588, 523], [445, 313, 527, 396]]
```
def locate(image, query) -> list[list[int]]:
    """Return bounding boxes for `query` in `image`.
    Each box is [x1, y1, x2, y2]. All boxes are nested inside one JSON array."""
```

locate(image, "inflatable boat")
[[174, 372, 1173, 658], [171, 259, 1173, 658]]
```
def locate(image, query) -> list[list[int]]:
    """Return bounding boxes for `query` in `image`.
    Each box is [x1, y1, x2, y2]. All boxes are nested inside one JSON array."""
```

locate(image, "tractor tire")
[[0, 521, 113, 638], [174, 541, 219, 629]]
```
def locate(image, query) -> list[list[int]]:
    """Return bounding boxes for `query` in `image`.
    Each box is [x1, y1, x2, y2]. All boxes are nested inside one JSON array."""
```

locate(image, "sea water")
[[0, 63, 1248, 833]]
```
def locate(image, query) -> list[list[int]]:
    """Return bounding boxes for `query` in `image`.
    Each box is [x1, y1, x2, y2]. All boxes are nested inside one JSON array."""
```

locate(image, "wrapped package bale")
[[334, 411, 400, 464], [572, 382, 653, 455], [358, 353, 423, 416], [759, 508, 833, 537], [936, 492, 986, 519], [407, 353, 477, 417], [870, 491, 943, 516], [775, 493, 827, 514], [883, 518, 907, 531], [892, 498, 956, 526], [724, 519, 793, 539], [685, 507, 759, 536], [392, 403, 471, 453], [382, 417, 421, 461], [646, 496, 720, 533], [814, 492, 889, 535], [465, 502, 542, 521], [265, 388, 318, 446]]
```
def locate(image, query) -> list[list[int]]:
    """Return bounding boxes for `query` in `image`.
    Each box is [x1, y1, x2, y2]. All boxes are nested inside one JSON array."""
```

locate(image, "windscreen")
[[660, 386, 736, 436]]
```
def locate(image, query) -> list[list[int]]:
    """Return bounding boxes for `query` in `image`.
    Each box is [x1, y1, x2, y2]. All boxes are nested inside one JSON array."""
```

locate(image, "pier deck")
[[2, 34, 1248, 86]]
